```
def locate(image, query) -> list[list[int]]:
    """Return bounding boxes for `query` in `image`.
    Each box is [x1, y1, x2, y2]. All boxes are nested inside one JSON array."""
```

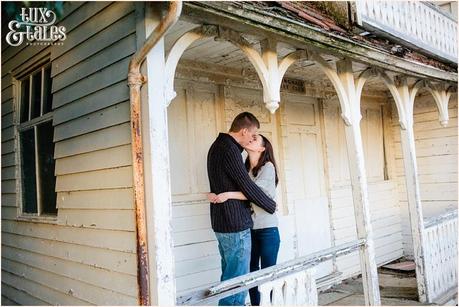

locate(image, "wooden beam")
[[137, 3, 177, 305]]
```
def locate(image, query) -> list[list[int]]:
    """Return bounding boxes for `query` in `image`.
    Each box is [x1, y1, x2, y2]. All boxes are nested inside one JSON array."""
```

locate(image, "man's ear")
[[241, 128, 248, 136]]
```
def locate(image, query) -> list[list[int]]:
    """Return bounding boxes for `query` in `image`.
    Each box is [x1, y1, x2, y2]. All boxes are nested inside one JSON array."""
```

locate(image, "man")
[[207, 112, 276, 306]]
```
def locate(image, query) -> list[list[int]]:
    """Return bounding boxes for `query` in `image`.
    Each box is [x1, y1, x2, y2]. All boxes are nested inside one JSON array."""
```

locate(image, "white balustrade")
[[423, 211, 458, 302], [355, 1, 457, 63], [177, 240, 365, 306], [258, 269, 318, 306]]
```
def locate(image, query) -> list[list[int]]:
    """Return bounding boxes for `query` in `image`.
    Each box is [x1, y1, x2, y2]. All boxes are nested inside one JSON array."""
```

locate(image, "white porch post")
[[313, 55, 381, 305], [400, 121, 429, 302], [336, 59, 381, 306], [138, 3, 176, 305], [390, 76, 428, 302]]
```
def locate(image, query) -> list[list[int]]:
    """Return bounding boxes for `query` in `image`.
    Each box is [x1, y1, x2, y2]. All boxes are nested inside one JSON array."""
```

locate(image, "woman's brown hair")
[[245, 134, 279, 186]]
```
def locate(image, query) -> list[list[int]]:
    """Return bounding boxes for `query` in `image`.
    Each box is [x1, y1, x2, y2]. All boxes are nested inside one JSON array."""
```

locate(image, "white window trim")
[[13, 62, 58, 223]]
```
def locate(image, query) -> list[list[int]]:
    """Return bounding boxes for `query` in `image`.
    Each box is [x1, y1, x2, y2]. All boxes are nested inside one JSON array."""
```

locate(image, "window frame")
[[13, 61, 58, 222]]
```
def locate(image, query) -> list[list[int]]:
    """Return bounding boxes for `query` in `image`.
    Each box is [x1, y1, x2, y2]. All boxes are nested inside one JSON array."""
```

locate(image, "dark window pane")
[[37, 121, 57, 214], [21, 128, 37, 213], [20, 78, 30, 123], [42, 66, 53, 114], [31, 71, 42, 119]]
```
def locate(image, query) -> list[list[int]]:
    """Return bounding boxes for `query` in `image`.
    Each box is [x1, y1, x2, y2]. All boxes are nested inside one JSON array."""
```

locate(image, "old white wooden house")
[[1, 1, 457, 305]]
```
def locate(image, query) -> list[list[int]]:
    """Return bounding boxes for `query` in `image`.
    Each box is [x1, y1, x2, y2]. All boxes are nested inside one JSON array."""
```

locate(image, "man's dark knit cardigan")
[[207, 133, 276, 233]]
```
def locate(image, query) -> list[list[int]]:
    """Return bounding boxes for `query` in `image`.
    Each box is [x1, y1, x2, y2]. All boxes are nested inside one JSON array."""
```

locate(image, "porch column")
[[394, 76, 428, 302], [399, 121, 429, 302], [313, 55, 381, 305], [138, 3, 176, 305], [336, 59, 381, 306]]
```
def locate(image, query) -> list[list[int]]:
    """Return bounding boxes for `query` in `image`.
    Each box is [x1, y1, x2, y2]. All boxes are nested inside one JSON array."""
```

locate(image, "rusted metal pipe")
[[127, 2, 182, 305]]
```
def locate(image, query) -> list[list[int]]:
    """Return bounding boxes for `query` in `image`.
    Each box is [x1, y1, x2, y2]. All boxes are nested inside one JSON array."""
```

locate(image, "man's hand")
[[207, 193, 218, 203]]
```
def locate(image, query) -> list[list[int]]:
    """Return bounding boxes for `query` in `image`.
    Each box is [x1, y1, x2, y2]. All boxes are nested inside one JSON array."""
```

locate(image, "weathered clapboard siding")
[[53, 101, 130, 142], [2, 99, 14, 115], [1, 282, 49, 306], [1, 2, 86, 67], [1, 2, 138, 305], [55, 144, 132, 175], [392, 94, 458, 257], [2, 257, 136, 305], [1, 220, 135, 253], [2, 269, 93, 305], [52, 31, 136, 92], [322, 97, 403, 278], [2, 244, 136, 293], [54, 123, 131, 159], [1, 292, 20, 306], [1, 228, 137, 294]]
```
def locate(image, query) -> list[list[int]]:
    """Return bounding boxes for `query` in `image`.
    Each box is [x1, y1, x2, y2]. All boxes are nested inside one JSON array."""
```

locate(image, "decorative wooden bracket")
[[217, 27, 308, 113], [380, 75, 453, 129], [311, 54, 366, 126], [377, 72, 411, 129], [164, 25, 218, 106], [422, 81, 453, 127]]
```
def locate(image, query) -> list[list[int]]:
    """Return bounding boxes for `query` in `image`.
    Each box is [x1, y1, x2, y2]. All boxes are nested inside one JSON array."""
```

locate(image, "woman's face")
[[244, 134, 265, 153]]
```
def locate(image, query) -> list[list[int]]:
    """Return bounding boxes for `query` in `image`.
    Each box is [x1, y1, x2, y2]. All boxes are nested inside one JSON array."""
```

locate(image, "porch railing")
[[177, 239, 365, 306], [355, 1, 458, 63], [423, 210, 458, 302]]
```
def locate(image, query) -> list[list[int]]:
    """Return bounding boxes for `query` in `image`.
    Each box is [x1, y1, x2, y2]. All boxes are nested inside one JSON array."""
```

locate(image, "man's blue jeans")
[[215, 228, 251, 306]]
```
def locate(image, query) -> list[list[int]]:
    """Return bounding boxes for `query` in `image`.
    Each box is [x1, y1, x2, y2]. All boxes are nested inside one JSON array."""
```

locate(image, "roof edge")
[[183, 2, 457, 83]]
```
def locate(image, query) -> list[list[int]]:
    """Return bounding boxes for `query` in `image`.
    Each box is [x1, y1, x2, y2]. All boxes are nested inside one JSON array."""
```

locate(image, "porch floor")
[[319, 264, 425, 306]]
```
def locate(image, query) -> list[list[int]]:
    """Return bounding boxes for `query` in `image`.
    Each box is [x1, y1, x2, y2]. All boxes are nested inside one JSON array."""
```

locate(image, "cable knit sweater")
[[249, 162, 278, 229]]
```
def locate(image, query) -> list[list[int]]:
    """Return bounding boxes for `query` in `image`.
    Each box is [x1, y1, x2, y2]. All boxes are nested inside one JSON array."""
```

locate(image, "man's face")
[[241, 126, 258, 147]]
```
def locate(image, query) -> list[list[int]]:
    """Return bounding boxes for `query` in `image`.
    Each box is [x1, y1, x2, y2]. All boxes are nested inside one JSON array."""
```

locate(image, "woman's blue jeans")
[[215, 228, 251, 306], [249, 227, 280, 306]]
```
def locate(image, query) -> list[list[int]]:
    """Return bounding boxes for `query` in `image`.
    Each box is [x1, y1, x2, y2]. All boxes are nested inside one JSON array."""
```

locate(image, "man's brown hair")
[[229, 112, 260, 132]]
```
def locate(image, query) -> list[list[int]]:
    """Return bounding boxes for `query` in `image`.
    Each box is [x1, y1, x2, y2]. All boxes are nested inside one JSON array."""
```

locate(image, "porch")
[[176, 211, 457, 306], [136, 2, 457, 305]]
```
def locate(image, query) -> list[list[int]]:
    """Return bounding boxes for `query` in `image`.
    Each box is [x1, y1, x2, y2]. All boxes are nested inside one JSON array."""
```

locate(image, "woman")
[[208, 134, 280, 306]]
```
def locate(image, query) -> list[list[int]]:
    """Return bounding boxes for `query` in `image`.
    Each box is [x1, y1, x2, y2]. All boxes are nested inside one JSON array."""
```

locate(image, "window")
[[17, 63, 57, 216]]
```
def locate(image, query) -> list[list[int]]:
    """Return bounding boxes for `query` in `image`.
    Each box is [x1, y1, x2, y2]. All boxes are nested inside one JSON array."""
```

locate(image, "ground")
[[319, 266, 425, 306]]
